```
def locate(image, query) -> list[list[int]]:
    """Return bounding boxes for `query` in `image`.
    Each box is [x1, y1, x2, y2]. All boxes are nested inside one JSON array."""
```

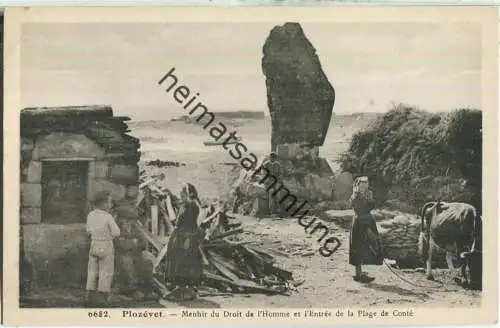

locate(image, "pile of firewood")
[[135, 172, 298, 296]]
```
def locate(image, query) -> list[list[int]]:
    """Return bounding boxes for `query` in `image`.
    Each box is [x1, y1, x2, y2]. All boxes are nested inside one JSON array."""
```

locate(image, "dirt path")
[[185, 214, 481, 309], [22, 214, 481, 309]]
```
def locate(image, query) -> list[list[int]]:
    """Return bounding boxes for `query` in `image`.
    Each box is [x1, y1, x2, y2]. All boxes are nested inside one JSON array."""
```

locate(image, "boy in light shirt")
[[85, 192, 120, 307]]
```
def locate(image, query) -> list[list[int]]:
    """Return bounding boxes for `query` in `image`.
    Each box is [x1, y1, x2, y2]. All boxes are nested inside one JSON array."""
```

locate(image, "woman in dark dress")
[[164, 183, 204, 301], [349, 176, 384, 283]]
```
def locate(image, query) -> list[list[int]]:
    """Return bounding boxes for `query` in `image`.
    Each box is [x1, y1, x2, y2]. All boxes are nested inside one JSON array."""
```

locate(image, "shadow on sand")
[[362, 282, 430, 301]]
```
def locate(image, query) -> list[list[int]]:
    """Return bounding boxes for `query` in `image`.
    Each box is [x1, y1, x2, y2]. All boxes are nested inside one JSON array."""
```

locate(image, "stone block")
[[126, 185, 139, 199], [276, 143, 302, 160], [276, 143, 320, 161], [93, 161, 110, 178], [281, 178, 302, 197], [89, 179, 127, 201], [21, 183, 42, 207], [21, 138, 35, 152], [21, 207, 41, 224], [333, 172, 354, 202], [114, 198, 139, 220], [32, 133, 105, 160], [22, 223, 89, 288], [309, 173, 334, 201], [26, 161, 42, 183], [109, 165, 138, 184], [88, 161, 96, 178], [276, 144, 290, 158], [240, 181, 267, 199]]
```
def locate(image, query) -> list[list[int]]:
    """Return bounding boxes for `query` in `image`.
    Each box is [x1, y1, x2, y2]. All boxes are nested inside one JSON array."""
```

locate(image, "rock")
[[393, 214, 411, 225], [332, 172, 354, 202], [240, 181, 268, 199], [262, 22, 335, 150], [21, 183, 42, 207], [304, 173, 334, 201], [323, 209, 355, 229]]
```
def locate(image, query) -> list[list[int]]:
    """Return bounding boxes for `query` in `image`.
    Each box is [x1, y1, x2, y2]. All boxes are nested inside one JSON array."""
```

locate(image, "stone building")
[[20, 105, 141, 291]]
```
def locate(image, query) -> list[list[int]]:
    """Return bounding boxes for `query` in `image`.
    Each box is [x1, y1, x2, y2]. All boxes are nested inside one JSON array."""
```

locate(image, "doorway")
[[41, 160, 89, 224]]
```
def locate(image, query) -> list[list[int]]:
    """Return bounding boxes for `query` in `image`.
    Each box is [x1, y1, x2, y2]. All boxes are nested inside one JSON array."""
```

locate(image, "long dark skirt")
[[349, 214, 384, 266], [165, 229, 203, 287]]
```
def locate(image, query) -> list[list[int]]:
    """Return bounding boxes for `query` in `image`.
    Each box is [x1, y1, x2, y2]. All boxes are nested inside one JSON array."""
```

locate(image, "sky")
[[20, 22, 482, 120]]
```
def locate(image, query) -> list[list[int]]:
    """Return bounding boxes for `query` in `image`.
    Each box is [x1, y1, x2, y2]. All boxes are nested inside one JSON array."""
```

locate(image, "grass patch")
[[337, 104, 482, 213]]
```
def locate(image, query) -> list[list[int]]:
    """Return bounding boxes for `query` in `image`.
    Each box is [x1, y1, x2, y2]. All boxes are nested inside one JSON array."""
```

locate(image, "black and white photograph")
[[3, 6, 497, 326]]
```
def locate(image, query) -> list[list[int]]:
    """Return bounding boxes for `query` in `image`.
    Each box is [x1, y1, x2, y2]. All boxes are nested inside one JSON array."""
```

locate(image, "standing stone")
[[262, 22, 335, 151]]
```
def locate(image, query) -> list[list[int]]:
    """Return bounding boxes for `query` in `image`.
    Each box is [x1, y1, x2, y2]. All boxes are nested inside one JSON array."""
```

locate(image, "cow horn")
[[420, 202, 436, 218]]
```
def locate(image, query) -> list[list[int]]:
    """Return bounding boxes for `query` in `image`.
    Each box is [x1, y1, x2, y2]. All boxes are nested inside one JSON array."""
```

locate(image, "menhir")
[[262, 22, 335, 152]]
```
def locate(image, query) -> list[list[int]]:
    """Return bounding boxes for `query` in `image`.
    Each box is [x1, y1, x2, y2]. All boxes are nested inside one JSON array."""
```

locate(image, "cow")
[[418, 201, 482, 288]]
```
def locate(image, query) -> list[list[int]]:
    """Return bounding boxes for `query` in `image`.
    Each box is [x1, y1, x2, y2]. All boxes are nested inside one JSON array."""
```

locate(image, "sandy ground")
[[21, 204, 481, 310], [158, 214, 481, 309], [134, 119, 481, 308], [21, 119, 482, 309]]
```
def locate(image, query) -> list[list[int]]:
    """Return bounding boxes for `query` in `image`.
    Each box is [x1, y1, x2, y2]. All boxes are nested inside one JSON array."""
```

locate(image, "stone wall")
[[22, 224, 89, 289], [20, 132, 139, 289], [21, 132, 138, 225]]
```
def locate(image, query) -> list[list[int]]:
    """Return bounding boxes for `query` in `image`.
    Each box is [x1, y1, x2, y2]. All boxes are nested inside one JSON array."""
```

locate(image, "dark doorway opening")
[[41, 161, 89, 224]]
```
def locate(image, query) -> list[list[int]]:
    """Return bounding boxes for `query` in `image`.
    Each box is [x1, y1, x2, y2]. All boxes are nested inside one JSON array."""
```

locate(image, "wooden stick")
[[159, 213, 165, 238], [153, 244, 169, 270], [199, 246, 210, 267], [166, 193, 177, 221], [151, 205, 159, 237], [135, 190, 145, 208], [134, 220, 164, 251], [207, 251, 250, 280], [210, 228, 244, 240], [203, 271, 280, 294], [152, 277, 169, 296], [160, 200, 175, 233]]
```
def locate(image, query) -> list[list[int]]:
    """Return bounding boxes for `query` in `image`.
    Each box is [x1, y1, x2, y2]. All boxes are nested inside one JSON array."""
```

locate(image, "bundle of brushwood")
[[377, 214, 446, 268], [136, 171, 179, 236], [377, 215, 422, 268], [135, 173, 298, 295], [138, 222, 298, 295]]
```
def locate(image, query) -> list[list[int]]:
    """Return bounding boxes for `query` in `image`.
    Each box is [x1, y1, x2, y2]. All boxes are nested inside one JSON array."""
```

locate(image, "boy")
[[85, 192, 120, 307]]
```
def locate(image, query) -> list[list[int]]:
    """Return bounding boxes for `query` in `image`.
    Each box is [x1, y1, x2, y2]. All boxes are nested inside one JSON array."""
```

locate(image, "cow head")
[[417, 229, 429, 261], [460, 223, 483, 292], [419, 202, 437, 233], [418, 202, 434, 261]]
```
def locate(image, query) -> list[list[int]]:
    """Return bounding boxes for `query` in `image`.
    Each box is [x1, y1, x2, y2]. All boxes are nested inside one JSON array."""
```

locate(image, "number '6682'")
[[88, 310, 110, 318]]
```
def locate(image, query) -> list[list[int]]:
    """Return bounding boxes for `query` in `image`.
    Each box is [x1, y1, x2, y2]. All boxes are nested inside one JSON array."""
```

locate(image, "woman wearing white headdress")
[[349, 176, 384, 283]]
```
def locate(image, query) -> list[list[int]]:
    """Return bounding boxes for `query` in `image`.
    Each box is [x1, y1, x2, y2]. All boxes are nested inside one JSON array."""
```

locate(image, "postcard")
[[2, 5, 498, 326]]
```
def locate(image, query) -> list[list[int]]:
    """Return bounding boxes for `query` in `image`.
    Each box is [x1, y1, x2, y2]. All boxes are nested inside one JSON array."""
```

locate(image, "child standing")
[[85, 191, 121, 307]]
